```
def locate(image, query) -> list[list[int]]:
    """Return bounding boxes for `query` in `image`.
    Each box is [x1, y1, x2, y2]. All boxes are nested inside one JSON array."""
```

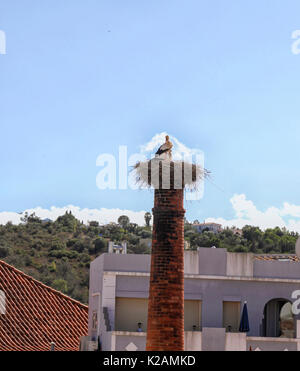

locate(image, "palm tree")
[[118, 215, 130, 230], [144, 212, 152, 227]]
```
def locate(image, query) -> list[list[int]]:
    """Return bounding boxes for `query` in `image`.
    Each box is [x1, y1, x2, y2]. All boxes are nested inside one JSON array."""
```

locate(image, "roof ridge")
[[0, 259, 88, 309]]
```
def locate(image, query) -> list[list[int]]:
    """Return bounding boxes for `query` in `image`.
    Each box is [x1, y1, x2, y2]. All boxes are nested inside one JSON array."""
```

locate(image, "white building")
[[81, 248, 300, 351], [192, 222, 222, 234]]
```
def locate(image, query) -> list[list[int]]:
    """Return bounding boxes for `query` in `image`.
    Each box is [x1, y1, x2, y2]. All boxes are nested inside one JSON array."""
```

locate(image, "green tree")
[[52, 279, 68, 293], [55, 211, 78, 232], [0, 246, 9, 258], [93, 237, 107, 254], [21, 212, 41, 224], [128, 223, 138, 233], [48, 261, 57, 272], [89, 221, 99, 227]]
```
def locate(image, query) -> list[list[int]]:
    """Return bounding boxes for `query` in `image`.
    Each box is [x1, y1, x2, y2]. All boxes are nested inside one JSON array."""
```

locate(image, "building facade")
[[192, 222, 222, 234], [84, 248, 300, 351]]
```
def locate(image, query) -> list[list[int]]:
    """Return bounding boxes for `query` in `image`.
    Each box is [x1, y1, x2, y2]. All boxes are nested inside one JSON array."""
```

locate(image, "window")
[[184, 300, 202, 331], [115, 298, 148, 332], [223, 301, 241, 332]]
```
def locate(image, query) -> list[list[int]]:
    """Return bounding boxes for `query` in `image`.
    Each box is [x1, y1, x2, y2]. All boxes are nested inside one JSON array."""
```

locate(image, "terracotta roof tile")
[[254, 254, 300, 262], [0, 260, 88, 351]]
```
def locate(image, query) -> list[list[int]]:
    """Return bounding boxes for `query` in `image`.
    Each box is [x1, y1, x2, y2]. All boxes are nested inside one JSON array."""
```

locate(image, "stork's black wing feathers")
[[155, 147, 169, 155]]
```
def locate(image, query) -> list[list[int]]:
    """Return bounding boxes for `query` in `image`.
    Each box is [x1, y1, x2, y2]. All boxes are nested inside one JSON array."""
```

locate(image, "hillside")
[[0, 211, 298, 304], [0, 212, 152, 304]]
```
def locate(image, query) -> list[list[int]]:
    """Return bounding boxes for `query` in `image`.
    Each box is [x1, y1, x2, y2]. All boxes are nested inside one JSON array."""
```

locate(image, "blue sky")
[[1, 1, 300, 229]]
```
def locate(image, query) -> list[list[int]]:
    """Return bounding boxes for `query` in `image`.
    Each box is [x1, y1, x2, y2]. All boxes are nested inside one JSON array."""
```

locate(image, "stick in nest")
[[132, 158, 210, 191]]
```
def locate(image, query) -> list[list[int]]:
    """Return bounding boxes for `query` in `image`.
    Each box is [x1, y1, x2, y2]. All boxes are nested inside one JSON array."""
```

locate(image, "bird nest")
[[133, 158, 210, 191]]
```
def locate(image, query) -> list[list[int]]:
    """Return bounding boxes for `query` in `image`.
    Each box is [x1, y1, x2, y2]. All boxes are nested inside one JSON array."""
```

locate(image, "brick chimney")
[[134, 153, 206, 351], [146, 175, 185, 350]]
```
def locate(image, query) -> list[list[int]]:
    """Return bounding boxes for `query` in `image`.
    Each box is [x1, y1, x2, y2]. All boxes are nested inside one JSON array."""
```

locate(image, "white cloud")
[[3, 195, 300, 232], [0, 206, 147, 226], [206, 194, 300, 232], [139, 132, 204, 162], [281, 203, 300, 218], [0, 212, 23, 225]]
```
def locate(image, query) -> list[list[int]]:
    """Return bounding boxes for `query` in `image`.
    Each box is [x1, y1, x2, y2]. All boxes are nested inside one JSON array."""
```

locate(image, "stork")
[[155, 135, 173, 160]]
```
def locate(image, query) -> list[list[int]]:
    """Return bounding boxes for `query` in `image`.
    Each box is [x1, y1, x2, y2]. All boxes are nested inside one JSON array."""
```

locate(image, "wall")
[[102, 253, 151, 273], [198, 248, 227, 276], [226, 253, 253, 277], [101, 331, 113, 351], [95, 250, 300, 280], [102, 273, 116, 331], [184, 250, 199, 274], [116, 275, 149, 298], [225, 333, 247, 351], [254, 260, 300, 279], [201, 329, 248, 351], [202, 328, 226, 351], [111, 331, 202, 351], [92, 331, 300, 351], [88, 255, 104, 337], [184, 331, 202, 351], [247, 337, 298, 351], [114, 332, 146, 351]]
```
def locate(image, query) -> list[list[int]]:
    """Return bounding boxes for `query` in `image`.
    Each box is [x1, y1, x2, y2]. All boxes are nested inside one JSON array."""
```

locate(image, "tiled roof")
[[254, 254, 300, 262], [0, 259, 88, 351]]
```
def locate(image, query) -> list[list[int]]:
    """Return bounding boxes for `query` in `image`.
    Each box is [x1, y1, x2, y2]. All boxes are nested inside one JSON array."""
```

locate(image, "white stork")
[[155, 135, 173, 160]]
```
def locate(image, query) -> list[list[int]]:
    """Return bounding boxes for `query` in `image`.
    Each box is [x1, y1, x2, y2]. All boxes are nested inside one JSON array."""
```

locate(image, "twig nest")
[[133, 158, 210, 190]]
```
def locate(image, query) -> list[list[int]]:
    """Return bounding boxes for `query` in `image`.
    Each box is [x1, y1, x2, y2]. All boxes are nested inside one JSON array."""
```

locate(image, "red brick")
[[146, 187, 185, 351]]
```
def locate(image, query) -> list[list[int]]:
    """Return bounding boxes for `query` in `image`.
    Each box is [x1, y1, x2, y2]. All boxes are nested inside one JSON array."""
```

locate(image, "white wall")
[[185, 332, 202, 351], [102, 273, 116, 330], [184, 251, 199, 274], [226, 253, 253, 277], [225, 333, 247, 351]]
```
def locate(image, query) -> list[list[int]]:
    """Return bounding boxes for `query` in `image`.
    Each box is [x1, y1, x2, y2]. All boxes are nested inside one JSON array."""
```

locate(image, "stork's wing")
[[155, 143, 169, 155], [155, 142, 173, 155]]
